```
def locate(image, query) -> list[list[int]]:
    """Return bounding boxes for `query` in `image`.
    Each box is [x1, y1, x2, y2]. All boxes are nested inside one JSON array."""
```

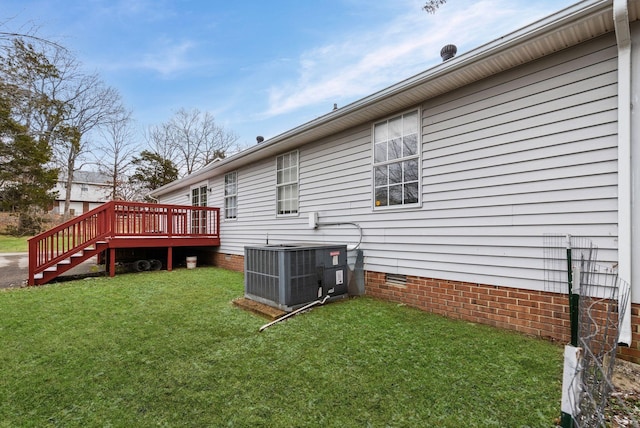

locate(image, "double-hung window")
[[373, 110, 420, 208], [224, 171, 237, 220], [276, 151, 298, 215]]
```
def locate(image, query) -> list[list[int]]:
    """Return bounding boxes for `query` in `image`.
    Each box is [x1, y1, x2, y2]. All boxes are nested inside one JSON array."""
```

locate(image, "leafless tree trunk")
[[1, 38, 124, 218], [146, 108, 238, 177], [95, 108, 137, 200], [53, 73, 123, 217]]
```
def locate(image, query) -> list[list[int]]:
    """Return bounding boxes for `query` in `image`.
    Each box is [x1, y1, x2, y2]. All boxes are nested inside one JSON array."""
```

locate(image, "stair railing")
[[28, 201, 115, 285], [28, 201, 221, 285]]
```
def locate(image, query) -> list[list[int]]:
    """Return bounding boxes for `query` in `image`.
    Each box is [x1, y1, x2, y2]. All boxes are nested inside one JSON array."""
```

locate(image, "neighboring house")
[[151, 1, 640, 361], [51, 171, 111, 216]]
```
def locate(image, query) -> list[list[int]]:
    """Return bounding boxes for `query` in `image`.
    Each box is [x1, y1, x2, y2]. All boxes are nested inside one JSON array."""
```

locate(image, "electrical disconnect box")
[[244, 243, 348, 311]]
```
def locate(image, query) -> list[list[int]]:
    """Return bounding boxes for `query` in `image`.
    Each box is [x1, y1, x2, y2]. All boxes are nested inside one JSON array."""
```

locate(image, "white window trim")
[[190, 182, 208, 207], [275, 150, 299, 217], [224, 171, 238, 221], [371, 108, 422, 211], [189, 182, 208, 234]]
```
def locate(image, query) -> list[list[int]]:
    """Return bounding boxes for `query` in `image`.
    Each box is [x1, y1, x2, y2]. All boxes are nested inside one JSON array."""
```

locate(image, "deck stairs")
[[32, 241, 108, 285], [28, 201, 220, 286]]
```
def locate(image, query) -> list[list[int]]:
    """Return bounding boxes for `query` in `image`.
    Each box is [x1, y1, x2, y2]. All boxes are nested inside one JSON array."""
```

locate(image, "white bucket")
[[186, 256, 197, 269]]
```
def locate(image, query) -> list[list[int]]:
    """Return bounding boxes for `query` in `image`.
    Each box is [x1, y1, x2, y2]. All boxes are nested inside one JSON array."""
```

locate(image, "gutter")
[[613, 0, 632, 346]]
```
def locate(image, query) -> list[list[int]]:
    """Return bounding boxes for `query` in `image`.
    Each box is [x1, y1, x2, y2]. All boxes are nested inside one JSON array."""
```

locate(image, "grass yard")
[[0, 234, 29, 253], [0, 268, 563, 427]]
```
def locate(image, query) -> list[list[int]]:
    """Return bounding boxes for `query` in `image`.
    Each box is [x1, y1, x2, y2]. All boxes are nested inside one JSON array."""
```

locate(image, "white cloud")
[[261, 0, 561, 118], [135, 39, 197, 76]]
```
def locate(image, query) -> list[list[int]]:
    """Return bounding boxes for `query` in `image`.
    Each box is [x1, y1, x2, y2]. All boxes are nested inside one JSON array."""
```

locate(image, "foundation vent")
[[386, 273, 407, 286]]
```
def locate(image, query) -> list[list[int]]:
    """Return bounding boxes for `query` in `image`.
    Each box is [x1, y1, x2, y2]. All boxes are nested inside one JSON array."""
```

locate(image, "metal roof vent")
[[440, 44, 457, 61], [256, 135, 264, 144]]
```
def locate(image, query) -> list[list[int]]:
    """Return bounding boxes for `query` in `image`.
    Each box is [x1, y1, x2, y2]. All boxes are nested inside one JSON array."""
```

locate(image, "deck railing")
[[28, 201, 220, 284]]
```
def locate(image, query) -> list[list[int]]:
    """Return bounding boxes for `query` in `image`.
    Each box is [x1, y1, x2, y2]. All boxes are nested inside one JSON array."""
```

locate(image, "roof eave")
[[152, 0, 621, 197]]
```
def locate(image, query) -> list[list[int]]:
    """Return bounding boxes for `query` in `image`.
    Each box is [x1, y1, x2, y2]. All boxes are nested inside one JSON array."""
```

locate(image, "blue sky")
[[3, 0, 578, 150]]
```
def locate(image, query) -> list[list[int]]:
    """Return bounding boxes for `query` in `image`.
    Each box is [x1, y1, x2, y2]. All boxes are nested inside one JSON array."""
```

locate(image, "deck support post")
[[109, 248, 116, 277], [167, 247, 173, 271]]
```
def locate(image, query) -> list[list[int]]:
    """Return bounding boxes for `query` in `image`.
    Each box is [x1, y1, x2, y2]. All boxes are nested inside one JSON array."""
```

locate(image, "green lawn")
[[0, 234, 29, 253], [0, 268, 563, 427]]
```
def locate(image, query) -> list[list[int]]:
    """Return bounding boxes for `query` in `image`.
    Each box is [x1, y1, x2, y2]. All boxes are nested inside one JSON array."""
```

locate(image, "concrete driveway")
[[0, 253, 103, 289], [0, 253, 29, 288]]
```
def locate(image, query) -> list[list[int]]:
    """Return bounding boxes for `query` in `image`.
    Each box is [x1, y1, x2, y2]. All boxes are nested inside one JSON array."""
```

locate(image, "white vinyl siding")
[[160, 32, 620, 295], [158, 187, 192, 206], [406, 34, 619, 289], [213, 126, 371, 255]]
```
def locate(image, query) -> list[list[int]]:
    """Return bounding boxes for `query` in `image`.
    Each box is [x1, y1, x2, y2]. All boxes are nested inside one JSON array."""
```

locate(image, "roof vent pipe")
[[440, 44, 457, 61], [256, 136, 264, 144]]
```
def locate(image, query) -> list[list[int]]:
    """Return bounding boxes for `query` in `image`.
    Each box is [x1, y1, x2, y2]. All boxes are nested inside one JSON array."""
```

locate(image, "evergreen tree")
[[129, 150, 179, 201], [0, 96, 58, 235]]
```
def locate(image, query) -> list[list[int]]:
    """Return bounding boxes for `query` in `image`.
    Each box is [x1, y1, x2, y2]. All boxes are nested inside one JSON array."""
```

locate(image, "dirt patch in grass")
[[608, 359, 640, 427]]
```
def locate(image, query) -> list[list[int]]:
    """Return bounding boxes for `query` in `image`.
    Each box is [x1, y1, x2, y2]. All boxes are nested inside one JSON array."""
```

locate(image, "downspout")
[[614, 0, 632, 346]]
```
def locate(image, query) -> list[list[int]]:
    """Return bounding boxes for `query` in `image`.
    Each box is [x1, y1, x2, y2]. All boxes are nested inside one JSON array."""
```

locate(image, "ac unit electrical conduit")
[[259, 295, 330, 332], [316, 221, 362, 251]]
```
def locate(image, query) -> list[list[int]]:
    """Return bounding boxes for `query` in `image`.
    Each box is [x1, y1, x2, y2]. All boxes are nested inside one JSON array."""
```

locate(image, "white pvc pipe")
[[259, 295, 330, 332], [613, 0, 632, 346]]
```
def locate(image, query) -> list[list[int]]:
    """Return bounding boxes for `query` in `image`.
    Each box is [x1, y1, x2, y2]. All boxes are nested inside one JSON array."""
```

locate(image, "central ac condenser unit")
[[244, 243, 348, 311]]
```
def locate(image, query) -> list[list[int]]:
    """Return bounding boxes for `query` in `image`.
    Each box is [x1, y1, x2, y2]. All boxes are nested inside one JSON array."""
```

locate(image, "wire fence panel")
[[543, 234, 598, 295], [571, 266, 633, 428], [543, 234, 637, 427]]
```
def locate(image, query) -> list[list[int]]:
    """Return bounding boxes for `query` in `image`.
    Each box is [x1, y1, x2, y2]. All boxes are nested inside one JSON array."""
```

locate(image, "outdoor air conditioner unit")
[[244, 243, 348, 311]]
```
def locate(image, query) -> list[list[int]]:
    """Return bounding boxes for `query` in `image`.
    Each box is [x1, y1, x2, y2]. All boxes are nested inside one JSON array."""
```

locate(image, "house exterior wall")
[[157, 31, 640, 360], [157, 187, 195, 206], [631, 20, 640, 325], [57, 182, 110, 203], [413, 33, 619, 290], [51, 201, 104, 216], [196, 32, 620, 292], [51, 180, 111, 215]]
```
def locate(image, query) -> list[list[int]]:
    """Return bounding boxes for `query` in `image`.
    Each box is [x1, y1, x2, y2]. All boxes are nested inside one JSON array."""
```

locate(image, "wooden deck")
[[28, 201, 220, 285]]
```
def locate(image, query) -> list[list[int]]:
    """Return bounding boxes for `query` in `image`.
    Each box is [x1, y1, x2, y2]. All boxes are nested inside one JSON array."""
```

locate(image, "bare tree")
[[95, 107, 138, 200], [54, 73, 123, 217], [0, 15, 65, 48], [1, 38, 124, 217], [147, 108, 238, 177], [423, 0, 447, 14]]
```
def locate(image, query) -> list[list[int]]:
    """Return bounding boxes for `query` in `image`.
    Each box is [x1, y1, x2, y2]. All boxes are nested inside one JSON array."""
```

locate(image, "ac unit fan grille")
[[245, 248, 279, 302]]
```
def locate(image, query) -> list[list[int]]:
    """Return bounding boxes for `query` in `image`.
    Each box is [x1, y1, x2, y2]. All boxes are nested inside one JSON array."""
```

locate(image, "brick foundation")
[[211, 252, 640, 363], [366, 271, 573, 342], [213, 252, 244, 272], [366, 271, 640, 364], [619, 305, 640, 363]]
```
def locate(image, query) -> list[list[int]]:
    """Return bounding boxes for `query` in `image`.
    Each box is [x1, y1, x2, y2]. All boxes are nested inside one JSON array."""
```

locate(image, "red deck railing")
[[28, 201, 220, 285]]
